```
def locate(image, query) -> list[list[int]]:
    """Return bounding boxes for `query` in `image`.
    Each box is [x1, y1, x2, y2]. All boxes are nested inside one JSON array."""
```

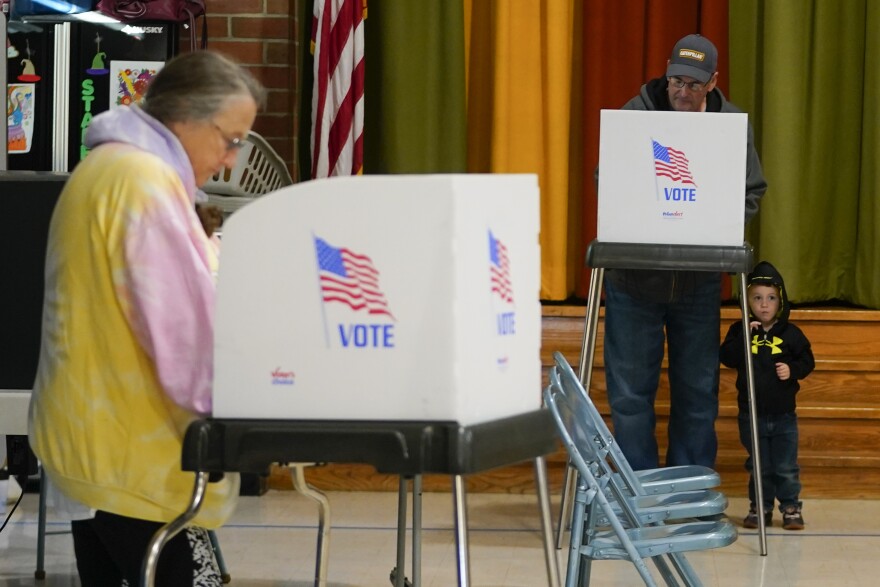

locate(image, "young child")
[[720, 261, 815, 530]]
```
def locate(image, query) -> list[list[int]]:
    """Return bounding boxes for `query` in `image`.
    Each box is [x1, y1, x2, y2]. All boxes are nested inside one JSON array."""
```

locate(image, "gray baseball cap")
[[666, 34, 717, 83]]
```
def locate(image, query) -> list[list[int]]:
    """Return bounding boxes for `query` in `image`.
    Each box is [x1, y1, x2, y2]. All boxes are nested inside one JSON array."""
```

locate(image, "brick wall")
[[187, 0, 303, 180]]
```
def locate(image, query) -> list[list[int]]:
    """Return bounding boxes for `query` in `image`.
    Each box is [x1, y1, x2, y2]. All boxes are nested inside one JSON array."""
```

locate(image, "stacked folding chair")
[[552, 352, 722, 498], [544, 352, 737, 586]]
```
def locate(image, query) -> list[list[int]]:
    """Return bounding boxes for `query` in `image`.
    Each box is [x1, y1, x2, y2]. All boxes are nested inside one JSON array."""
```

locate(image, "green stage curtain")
[[730, 0, 880, 307], [361, 1, 467, 173]]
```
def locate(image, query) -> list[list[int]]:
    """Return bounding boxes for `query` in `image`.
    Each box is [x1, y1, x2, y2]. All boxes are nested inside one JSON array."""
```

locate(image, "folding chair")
[[554, 349, 723, 547], [552, 352, 721, 497], [544, 367, 737, 586], [549, 362, 727, 522]]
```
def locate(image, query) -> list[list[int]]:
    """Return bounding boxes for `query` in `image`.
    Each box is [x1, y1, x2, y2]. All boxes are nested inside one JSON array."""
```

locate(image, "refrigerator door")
[[67, 21, 178, 170]]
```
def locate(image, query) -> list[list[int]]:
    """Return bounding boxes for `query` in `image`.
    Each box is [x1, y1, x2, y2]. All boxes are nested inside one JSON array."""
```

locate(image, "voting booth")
[[561, 109, 769, 555], [212, 174, 541, 425], [147, 177, 560, 587], [597, 109, 747, 246]]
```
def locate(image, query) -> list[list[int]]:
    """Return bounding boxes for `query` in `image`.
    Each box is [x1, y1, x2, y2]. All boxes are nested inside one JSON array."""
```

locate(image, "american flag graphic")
[[652, 140, 696, 186], [310, 0, 366, 178], [315, 237, 394, 319], [489, 231, 514, 304]]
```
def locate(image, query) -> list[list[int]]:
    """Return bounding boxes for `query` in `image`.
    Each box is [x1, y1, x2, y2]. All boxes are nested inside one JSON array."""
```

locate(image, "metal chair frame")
[[545, 366, 737, 586], [553, 352, 721, 498]]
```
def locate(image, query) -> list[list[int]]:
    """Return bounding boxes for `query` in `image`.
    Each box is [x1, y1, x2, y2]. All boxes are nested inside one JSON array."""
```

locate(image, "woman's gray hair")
[[142, 50, 266, 125]]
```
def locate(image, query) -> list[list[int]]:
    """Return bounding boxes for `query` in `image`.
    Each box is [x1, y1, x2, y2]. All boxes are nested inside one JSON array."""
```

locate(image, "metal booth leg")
[[739, 272, 768, 555], [534, 456, 561, 587], [452, 475, 471, 587], [412, 475, 423, 586], [291, 463, 331, 586], [141, 472, 210, 587], [35, 468, 72, 581], [390, 476, 412, 587], [390, 475, 423, 587], [35, 468, 47, 580], [554, 466, 575, 550], [556, 266, 604, 549]]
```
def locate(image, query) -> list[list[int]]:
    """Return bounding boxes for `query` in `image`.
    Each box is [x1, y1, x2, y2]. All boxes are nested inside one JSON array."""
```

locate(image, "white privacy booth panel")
[[598, 109, 747, 246], [212, 174, 542, 426]]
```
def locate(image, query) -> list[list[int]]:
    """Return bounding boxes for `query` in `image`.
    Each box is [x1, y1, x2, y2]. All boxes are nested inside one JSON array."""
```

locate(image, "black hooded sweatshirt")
[[720, 261, 815, 415]]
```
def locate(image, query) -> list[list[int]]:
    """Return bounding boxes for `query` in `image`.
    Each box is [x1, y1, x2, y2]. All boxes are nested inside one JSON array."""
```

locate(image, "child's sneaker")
[[782, 505, 804, 530], [743, 505, 773, 529]]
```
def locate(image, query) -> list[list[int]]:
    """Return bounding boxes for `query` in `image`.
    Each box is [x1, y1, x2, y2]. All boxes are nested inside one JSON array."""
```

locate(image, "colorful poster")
[[109, 60, 164, 109], [7, 84, 36, 154]]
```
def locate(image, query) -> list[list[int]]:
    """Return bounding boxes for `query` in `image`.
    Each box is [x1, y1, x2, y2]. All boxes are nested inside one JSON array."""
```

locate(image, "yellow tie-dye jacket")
[[28, 106, 238, 528]]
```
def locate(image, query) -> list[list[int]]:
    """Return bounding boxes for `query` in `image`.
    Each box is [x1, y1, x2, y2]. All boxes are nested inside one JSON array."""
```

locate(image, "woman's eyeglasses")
[[212, 123, 245, 152]]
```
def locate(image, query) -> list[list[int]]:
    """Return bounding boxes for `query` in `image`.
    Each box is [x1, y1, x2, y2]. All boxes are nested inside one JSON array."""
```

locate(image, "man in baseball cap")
[[666, 33, 718, 85], [661, 34, 720, 112], [597, 33, 768, 473]]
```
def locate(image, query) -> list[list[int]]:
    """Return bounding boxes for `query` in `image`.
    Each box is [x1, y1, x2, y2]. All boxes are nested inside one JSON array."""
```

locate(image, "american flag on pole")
[[652, 140, 696, 186], [489, 231, 514, 304], [310, 0, 366, 178], [315, 237, 394, 319]]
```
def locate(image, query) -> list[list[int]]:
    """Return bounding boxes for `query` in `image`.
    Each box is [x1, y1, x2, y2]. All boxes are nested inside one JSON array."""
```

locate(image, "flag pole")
[[651, 137, 660, 201], [313, 233, 332, 347]]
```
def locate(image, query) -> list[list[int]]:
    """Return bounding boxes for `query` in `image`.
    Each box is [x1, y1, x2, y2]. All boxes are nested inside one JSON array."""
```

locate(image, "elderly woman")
[[28, 51, 265, 585]]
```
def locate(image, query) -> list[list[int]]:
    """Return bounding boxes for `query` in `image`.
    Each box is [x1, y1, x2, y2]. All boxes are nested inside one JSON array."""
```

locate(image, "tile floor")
[[1, 477, 879, 586]]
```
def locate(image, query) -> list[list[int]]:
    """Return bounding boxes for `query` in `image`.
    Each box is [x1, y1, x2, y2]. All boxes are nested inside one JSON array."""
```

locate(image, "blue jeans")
[[603, 277, 720, 470], [738, 412, 802, 512]]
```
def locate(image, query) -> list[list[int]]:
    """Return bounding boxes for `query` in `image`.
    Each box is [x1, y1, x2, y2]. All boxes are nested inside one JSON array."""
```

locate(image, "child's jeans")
[[738, 411, 802, 512]]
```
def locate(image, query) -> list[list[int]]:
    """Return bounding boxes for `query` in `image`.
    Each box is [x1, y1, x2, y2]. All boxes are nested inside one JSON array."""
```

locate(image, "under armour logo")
[[752, 334, 783, 355]]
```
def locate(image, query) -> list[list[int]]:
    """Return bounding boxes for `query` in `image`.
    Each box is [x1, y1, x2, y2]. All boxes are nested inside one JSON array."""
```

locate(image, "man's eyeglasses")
[[212, 123, 245, 152], [667, 77, 709, 92]]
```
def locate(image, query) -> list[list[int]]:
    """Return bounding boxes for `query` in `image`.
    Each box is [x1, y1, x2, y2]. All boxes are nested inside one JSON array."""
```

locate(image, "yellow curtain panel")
[[466, 0, 578, 300]]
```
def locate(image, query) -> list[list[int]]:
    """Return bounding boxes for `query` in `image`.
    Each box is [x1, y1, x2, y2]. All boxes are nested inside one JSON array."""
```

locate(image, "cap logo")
[[678, 49, 705, 62]]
